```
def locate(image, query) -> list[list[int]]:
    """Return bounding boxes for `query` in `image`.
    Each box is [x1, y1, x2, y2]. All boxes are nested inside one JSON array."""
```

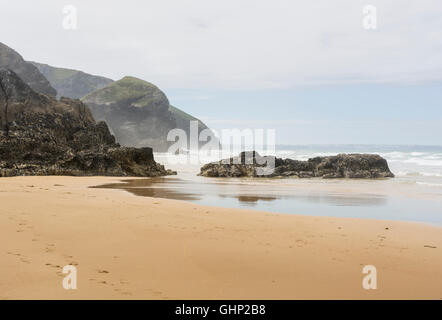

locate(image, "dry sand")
[[0, 176, 441, 299]]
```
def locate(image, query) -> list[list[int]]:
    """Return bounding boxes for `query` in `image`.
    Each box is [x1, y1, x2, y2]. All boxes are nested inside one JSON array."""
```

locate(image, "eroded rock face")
[[82, 76, 177, 152], [199, 151, 395, 179], [82, 76, 216, 152], [30, 62, 114, 99], [0, 69, 176, 177], [0, 42, 57, 96]]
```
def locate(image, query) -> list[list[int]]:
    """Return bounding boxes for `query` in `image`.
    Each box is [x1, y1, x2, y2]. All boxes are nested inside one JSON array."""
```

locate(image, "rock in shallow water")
[[199, 151, 394, 179]]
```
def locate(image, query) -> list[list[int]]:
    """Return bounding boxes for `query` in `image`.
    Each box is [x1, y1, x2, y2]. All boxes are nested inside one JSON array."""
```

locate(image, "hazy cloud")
[[1, 0, 442, 89]]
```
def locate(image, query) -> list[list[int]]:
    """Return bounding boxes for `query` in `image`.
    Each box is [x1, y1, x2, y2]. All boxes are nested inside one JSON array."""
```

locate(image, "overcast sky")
[[1, 0, 441, 144]]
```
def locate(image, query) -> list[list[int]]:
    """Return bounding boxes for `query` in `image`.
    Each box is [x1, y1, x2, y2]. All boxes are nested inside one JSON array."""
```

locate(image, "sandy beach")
[[0, 176, 441, 300]]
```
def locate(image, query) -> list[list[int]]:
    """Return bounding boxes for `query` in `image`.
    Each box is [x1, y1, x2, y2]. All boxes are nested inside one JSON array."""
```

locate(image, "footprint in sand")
[[97, 269, 110, 274], [7, 252, 31, 263], [7, 252, 21, 257], [20, 258, 31, 263], [113, 288, 132, 295]]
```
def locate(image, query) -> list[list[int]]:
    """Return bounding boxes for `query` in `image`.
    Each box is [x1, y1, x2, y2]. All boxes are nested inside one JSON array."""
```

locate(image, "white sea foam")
[[277, 146, 442, 181], [416, 182, 442, 187], [157, 145, 442, 183], [394, 171, 442, 178]]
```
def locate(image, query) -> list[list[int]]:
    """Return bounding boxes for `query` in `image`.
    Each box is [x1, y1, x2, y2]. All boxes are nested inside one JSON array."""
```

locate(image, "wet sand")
[[0, 176, 441, 299], [93, 176, 442, 224]]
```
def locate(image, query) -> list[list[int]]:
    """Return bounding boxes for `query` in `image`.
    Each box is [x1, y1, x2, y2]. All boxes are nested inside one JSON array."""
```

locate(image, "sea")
[[102, 145, 442, 225], [274, 144, 442, 188]]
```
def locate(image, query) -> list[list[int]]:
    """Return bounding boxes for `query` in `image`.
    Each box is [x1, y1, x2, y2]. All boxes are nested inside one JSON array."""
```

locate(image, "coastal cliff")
[[0, 69, 175, 177], [30, 62, 113, 99], [0, 42, 56, 96], [82, 76, 213, 152], [27, 57, 215, 153]]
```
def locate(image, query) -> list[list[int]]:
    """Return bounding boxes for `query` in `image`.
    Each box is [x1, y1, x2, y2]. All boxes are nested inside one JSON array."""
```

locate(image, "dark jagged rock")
[[199, 151, 395, 179], [0, 69, 176, 177], [0, 42, 57, 96]]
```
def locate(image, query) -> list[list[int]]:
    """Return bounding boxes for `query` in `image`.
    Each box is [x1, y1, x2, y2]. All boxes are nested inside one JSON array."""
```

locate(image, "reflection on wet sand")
[[91, 176, 442, 224], [292, 193, 387, 207], [237, 195, 278, 203], [91, 178, 200, 201], [92, 177, 387, 207], [218, 194, 278, 206]]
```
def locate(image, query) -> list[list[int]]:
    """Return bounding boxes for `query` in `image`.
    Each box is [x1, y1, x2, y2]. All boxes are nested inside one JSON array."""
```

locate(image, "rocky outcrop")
[[0, 69, 175, 177], [82, 76, 215, 152], [26, 58, 216, 153], [82, 76, 175, 152], [0, 42, 56, 96], [30, 62, 114, 99], [199, 151, 395, 179]]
